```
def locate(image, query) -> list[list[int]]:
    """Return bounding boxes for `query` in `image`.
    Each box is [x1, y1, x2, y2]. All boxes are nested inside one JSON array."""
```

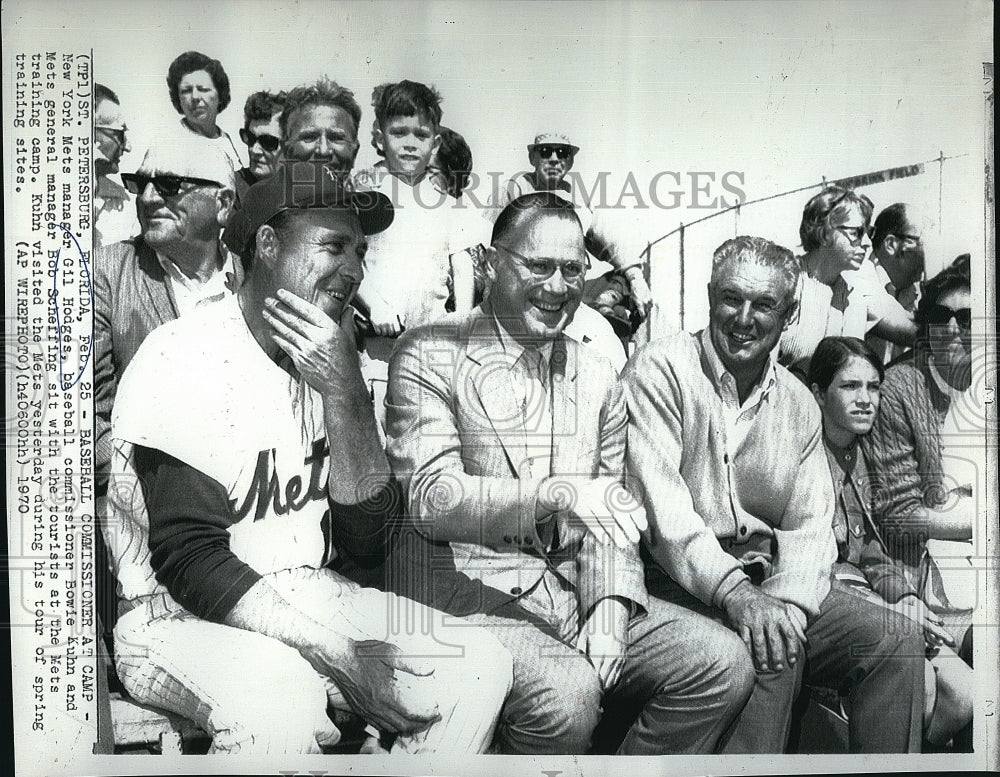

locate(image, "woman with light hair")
[[780, 186, 916, 378]]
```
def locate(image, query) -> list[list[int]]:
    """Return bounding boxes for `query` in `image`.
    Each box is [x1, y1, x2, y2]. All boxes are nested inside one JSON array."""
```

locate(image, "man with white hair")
[[95, 135, 238, 491]]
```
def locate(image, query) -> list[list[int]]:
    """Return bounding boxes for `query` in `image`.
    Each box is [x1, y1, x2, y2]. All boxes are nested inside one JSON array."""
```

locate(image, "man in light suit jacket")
[[385, 192, 754, 755]]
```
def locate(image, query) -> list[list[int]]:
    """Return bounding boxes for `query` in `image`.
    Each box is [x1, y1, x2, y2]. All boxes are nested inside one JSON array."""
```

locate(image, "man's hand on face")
[[308, 638, 442, 737], [722, 580, 806, 673], [538, 475, 648, 548], [263, 288, 357, 391]]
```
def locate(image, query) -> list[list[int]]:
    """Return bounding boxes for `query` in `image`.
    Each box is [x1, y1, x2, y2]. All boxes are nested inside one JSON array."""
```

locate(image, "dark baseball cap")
[[223, 161, 393, 257]]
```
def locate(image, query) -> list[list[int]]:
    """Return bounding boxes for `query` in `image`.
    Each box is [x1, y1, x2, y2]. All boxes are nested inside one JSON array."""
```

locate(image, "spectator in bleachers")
[[624, 235, 926, 753], [489, 132, 653, 318], [809, 336, 973, 750], [166, 51, 243, 171], [93, 83, 135, 249], [279, 77, 361, 179], [95, 136, 239, 488], [235, 90, 286, 200], [353, 80, 482, 430], [862, 255, 975, 639], [780, 187, 916, 377], [428, 126, 473, 199], [865, 203, 928, 363]]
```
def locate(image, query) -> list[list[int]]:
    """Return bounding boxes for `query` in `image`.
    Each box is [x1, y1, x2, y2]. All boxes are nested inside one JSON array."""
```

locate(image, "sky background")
[[6, 0, 993, 331]]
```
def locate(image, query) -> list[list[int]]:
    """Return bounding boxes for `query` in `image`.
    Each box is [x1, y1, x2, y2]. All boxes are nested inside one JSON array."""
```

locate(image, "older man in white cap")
[[489, 132, 653, 320], [94, 134, 239, 492]]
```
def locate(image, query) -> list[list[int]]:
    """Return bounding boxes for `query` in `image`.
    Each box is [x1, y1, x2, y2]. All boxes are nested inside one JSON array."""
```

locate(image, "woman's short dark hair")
[[167, 51, 231, 115], [799, 186, 874, 253], [243, 90, 287, 129], [807, 336, 884, 392]]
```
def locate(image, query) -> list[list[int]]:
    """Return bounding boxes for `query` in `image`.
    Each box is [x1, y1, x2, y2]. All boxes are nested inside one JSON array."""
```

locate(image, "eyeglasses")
[[836, 225, 868, 245], [239, 128, 282, 153], [495, 243, 589, 282], [923, 304, 971, 329], [535, 145, 573, 161], [121, 173, 222, 198], [894, 233, 923, 245], [96, 125, 128, 146]]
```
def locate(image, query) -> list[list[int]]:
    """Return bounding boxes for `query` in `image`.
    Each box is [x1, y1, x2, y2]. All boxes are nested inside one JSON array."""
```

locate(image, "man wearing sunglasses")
[[235, 90, 286, 201], [95, 135, 238, 501], [94, 83, 136, 248], [865, 203, 928, 363], [385, 191, 754, 754], [490, 132, 654, 321]]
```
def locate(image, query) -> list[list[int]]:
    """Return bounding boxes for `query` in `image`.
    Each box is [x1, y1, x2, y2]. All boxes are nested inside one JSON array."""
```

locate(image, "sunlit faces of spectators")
[[132, 143, 234, 251], [94, 98, 130, 174], [245, 113, 283, 179], [258, 209, 366, 322], [708, 259, 796, 386], [283, 104, 360, 173], [178, 69, 221, 134], [375, 114, 439, 184], [927, 287, 972, 390], [486, 211, 587, 344], [530, 144, 574, 189], [827, 202, 871, 275], [812, 355, 881, 444]]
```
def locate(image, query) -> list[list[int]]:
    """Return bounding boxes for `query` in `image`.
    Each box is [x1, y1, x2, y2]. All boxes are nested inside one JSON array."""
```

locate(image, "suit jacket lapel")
[[136, 239, 179, 323], [465, 311, 528, 477]]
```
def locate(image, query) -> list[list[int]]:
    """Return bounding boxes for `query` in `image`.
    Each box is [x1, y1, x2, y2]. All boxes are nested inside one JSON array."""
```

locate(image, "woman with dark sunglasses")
[[779, 187, 918, 378], [166, 51, 243, 173], [862, 255, 976, 655]]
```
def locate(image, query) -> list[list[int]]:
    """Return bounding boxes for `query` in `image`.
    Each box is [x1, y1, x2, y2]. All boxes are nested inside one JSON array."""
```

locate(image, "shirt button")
[[524, 536, 533, 545], [739, 526, 748, 536], [510, 587, 523, 595], [503, 535, 513, 544]]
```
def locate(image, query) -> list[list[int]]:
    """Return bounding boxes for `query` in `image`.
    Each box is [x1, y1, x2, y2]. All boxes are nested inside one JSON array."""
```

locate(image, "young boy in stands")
[[355, 80, 481, 431]]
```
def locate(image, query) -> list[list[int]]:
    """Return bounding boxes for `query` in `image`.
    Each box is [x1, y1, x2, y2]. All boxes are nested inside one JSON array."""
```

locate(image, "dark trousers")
[[649, 575, 926, 753]]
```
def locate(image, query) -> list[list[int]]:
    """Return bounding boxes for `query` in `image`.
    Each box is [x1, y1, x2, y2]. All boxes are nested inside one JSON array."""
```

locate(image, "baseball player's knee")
[[460, 628, 514, 699], [210, 668, 331, 754]]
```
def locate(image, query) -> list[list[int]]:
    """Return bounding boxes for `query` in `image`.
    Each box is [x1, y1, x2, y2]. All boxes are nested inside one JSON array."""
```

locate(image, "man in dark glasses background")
[[235, 90, 286, 201], [866, 202, 929, 363], [93, 83, 136, 249], [94, 134, 239, 512], [488, 132, 654, 326]]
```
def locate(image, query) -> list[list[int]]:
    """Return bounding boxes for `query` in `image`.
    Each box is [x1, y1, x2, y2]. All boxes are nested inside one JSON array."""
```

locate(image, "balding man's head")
[[485, 192, 588, 345], [871, 202, 927, 289], [126, 135, 235, 254]]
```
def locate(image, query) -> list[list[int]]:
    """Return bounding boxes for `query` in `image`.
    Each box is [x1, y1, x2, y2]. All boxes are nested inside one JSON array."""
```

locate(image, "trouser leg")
[[598, 596, 754, 754], [799, 581, 925, 753], [647, 571, 805, 754], [114, 605, 334, 754], [465, 611, 602, 755]]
